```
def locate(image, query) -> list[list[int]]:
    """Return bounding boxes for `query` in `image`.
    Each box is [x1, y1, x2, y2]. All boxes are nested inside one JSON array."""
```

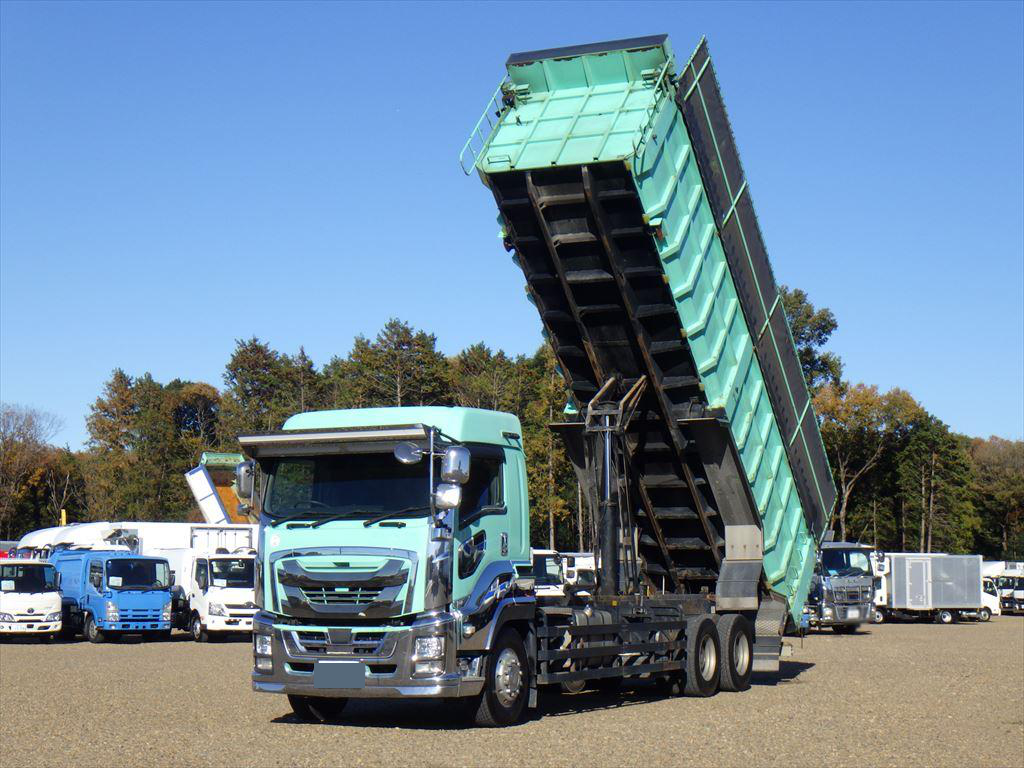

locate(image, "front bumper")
[[0, 620, 61, 634], [99, 620, 170, 632], [251, 611, 484, 700], [812, 602, 871, 626], [206, 614, 255, 633]]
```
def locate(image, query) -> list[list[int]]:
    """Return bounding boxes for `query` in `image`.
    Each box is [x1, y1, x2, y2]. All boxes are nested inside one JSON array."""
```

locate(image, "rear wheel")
[[683, 617, 720, 697], [85, 615, 105, 644], [474, 627, 528, 727], [936, 609, 955, 624], [287, 695, 348, 723], [716, 614, 753, 692]]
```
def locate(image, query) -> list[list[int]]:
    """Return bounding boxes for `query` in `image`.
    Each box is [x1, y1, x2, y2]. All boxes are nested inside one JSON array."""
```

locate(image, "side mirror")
[[434, 482, 462, 510], [169, 571, 176, 587], [236, 460, 255, 501], [441, 446, 471, 484], [394, 442, 423, 465], [55, 573, 62, 588]]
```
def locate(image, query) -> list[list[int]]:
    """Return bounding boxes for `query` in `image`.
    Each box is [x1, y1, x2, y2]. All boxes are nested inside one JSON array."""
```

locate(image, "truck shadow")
[[270, 673, 817, 729], [751, 660, 814, 685]]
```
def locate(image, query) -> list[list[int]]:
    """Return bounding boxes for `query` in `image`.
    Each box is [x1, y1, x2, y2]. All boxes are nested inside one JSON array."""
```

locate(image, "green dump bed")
[[463, 35, 835, 621]]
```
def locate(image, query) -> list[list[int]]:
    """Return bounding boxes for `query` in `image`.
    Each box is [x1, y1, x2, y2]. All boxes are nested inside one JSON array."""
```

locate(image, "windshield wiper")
[[267, 502, 338, 528], [363, 506, 431, 528]]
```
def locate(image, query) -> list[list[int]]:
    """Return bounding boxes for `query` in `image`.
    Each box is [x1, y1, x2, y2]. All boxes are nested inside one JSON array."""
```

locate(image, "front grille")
[[290, 630, 390, 656], [121, 609, 160, 620], [301, 587, 382, 606], [226, 603, 257, 618]]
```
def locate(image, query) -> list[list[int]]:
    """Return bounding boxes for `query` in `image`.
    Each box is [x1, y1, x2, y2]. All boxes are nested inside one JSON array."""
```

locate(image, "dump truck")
[[245, 35, 836, 726]]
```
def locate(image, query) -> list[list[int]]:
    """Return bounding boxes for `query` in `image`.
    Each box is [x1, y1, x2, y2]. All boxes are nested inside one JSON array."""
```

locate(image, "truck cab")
[[0, 559, 62, 640], [182, 552, 257, 640], [245, 407, 531, 719], [806, 542, 875, 633], [48, 549, 172, 642]]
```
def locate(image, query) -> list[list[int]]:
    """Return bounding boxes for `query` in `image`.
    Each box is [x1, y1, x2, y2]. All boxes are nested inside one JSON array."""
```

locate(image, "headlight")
[[254, 634, 273, 656], [162, 602, 172, 621], [45, 612, 62, 622], [208, 602, 227, 617], [105, 601, 119, 622], [414, 636, 444, 660], [0, 612, 13, 622]]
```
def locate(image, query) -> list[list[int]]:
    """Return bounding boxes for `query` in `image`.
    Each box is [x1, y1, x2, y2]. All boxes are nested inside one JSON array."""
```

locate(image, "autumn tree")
[[815, 383, 922, 541], [781, 285, 843, 393], [0, 403, 62, 539], [343, 319, 451, 407], [970, 437, 1024, 557]]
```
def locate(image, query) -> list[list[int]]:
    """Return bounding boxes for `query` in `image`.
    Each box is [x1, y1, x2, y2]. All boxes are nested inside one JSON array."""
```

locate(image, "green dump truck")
[[245, 35, 836, 727]]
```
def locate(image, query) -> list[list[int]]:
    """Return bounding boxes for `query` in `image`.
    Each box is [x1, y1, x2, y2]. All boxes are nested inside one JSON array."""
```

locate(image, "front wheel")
[[979, 607, 992, 622], [85, 616, 106, 644], [287, 695, 348, 723], [871, 608, 886, 624], [191, 615, 209, 643], [474, 628, 528, 727]]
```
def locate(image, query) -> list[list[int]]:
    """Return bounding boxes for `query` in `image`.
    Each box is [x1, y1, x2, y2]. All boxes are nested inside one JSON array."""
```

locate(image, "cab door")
[[192, 558, 209, 619], [453, 448, 508, 602]]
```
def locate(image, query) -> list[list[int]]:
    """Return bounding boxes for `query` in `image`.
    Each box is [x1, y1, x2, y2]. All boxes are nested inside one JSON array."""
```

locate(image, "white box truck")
[[876, 553, 987, 624]]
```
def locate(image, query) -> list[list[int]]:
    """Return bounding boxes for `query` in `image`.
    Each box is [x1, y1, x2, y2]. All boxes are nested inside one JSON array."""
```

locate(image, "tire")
[[85, 615, 106, 644], [683, 616, 720, 697], [560, 679, 586, 694], [936, 609, 954, 625], [717, 614, 753, 692], [191, 614, 209, 643], [831, 624, 857, 634], [473, 627, 528, 727], [287, 695, 348, 723], [871, 608, 886, 624], [979, 607, 991, 622]]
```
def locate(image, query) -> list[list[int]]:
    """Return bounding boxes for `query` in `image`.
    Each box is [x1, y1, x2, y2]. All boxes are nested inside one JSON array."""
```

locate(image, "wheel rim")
[[732, 632, 750, 677], [699, 634, 717, 681], [192, 618, 201, 639], [981, 609, 990, 621], [87, 620, 95, 639], [493, 647, 523, 708]]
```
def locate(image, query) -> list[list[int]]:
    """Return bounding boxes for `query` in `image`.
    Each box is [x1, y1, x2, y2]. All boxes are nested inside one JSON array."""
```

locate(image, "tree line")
[[1, 289, 1021, 557]]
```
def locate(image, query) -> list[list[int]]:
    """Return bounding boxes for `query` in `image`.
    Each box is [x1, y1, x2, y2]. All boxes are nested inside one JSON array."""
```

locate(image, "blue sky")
[[1, 1, 1022, 448]]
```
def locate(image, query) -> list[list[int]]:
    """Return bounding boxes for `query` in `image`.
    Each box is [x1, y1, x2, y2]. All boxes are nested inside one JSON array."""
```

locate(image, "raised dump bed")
[[463, 35, 835, 622]]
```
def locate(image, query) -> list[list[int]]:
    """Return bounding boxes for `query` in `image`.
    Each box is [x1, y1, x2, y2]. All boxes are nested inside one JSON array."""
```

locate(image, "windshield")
[[106, 559, 169, 591], [0, 563, 57, 592], [267, 454, 430, 521], [532, 555, 562, 586], [821, 549, 871, 577], [209, 558, 255, 589]]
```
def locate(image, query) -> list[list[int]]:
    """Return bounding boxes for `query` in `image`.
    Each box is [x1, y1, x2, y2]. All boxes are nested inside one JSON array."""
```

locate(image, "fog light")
[[414, 636, 444, 660], [255, 657, 273, 674], [255, 634, 273, 656], [414, 660, 444, 677]]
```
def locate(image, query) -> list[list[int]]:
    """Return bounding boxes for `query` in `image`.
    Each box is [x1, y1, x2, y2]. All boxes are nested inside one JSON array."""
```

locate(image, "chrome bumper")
[[251, 611, 484, 700]]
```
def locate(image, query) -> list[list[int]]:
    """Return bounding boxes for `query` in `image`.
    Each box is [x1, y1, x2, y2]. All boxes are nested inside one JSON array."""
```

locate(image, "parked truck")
[[804, 541, 875, 633], [113, 521, 258, 640], [244, 35, 836, 726], [873, 553, 986, 624], [48, 548, 173, 642], [0, 559, 62, 641], [992, 561, 1024, 614]]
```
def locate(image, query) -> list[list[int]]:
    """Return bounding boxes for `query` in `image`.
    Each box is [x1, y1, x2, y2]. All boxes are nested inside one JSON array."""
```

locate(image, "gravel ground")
[[2, 618, 1022, 768]]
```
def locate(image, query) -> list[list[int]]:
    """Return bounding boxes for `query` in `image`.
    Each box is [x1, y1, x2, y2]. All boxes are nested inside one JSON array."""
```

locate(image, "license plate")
[[314, 661, 365, 690], [847, 608, 860, 620]]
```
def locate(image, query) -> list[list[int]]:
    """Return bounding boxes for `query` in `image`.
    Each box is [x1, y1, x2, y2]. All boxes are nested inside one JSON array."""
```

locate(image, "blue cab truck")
[[48, 549, 173, 642]]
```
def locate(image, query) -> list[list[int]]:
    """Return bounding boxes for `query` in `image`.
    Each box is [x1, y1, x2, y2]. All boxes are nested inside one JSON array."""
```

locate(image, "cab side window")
[[88, 561, 103, 590], [194, 560, 209, 590], [458, 458, 503, 528]]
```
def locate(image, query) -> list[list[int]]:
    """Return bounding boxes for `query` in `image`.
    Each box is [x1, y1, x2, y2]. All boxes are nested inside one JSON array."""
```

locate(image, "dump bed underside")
[[472, 36, 835, 619]]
